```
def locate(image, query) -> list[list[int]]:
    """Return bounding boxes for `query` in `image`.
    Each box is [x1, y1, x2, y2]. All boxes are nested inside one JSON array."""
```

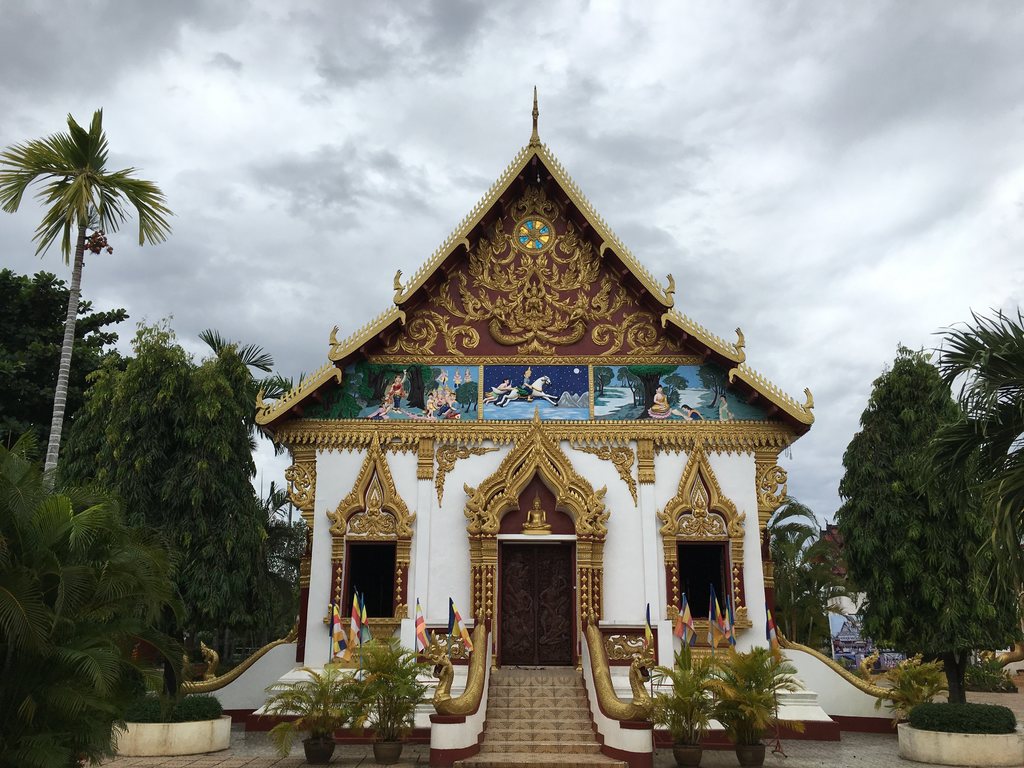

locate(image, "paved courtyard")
[[102, 686, 1024, 768]]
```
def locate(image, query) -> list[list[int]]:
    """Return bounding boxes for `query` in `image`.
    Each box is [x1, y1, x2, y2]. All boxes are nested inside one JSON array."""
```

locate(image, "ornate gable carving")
[[380, 187, 686, 358]]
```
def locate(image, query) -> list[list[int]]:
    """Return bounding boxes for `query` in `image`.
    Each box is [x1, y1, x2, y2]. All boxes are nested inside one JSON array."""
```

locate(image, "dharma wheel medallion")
[[515, 217, 554, 252]]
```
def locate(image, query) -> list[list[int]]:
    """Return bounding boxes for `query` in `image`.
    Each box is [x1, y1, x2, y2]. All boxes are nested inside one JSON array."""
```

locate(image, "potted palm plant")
[[652, 645, 719, 767], [262, 666, 360, 764], [711, 648, 802, 767], [355, 639, 429, 765]]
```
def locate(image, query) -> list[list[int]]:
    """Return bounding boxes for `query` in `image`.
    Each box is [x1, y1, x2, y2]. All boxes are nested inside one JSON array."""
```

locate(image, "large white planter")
[[897, 723, 1024, 767], [116, 715, 232, 756]]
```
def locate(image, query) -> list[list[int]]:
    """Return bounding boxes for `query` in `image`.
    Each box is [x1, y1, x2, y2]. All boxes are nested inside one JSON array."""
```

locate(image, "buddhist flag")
[[344, 592, 361, 659], [449, 598, 473, 652], [358, 592, 372, 644], [674, 594, 697, 647], [331, 603, 347, 659], [644, 603, 654, 648], [708, 584, 727, 650], [415, 599, 429, 652], [725, 595, 737, 648], [766, 607, 779, 650]]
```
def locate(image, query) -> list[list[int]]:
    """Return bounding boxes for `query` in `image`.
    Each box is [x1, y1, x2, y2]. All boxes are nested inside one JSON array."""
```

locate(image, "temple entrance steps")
[[454, 668, 626, 768]]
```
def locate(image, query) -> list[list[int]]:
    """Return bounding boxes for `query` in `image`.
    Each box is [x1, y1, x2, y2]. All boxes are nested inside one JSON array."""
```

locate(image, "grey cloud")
[[303, 0, 494, 89], [209, 52, 243, 72], [0, 1, 235, 104], [251, 142, 435, 220], [810, 6, 1024, 147]]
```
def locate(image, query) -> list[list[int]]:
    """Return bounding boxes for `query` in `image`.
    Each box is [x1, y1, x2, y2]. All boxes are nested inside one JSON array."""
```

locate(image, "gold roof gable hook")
[[530, 86, 540, 147]]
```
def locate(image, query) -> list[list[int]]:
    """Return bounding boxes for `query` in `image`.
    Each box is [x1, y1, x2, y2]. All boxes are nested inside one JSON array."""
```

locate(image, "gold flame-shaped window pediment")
[[328, 437, 414, 541]]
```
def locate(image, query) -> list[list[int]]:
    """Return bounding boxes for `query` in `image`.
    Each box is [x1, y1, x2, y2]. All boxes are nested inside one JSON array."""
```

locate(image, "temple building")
[[207, 96, 889, 766]]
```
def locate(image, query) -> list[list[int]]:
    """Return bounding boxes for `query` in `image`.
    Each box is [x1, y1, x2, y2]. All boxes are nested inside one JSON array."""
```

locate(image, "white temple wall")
[[424, 446, 509, 625], [707, 451, 765, 652], [305, 447, 367, 665], [565, 444, 644, 625]]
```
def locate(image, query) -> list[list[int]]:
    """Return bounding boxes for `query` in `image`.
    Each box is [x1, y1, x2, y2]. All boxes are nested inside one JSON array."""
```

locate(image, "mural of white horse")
[[492, 375, 559, 407]]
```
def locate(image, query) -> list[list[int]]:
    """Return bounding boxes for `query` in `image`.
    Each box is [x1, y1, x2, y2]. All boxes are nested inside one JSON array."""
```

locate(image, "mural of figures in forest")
[[592, 364, 768, 421], [482, 365, 589, 420], [304, 362, 481, 420]]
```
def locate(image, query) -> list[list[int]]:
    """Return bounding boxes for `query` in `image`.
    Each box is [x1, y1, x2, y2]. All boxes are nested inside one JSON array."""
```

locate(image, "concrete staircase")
[[455, 668, 625, 768]]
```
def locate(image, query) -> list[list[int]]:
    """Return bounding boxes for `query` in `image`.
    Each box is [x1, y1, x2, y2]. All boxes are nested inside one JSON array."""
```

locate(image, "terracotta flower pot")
[[672, 743, 703, 766], [303, 735, 336, 764], [373, 740, 404, 765], [735, 743, 766, 767]]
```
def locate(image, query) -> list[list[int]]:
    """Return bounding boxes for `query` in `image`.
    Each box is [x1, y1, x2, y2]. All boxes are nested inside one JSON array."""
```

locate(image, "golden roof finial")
[[530, 85, 540, 146]]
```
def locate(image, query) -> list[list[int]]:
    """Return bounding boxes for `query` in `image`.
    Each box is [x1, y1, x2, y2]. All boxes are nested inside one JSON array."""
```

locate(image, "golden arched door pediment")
[[461, 412, 608, 622]]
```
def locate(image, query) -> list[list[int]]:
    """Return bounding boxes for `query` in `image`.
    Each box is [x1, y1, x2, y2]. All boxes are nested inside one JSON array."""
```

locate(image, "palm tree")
[[0, 433, 180, 768], [768, 498, 852, 649], [0, 109, 172, 477], [933, 310, 1024, 589]]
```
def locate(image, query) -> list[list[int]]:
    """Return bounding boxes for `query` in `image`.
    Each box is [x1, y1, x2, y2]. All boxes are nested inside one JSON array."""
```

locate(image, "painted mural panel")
[[482, 364, 589, 420], [592, 364, 768, 421], [305, 362, 480, 420]]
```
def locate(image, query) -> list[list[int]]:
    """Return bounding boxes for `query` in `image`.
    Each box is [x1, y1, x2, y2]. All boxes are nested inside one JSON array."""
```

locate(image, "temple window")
[[345, 541, 397, 618], [677, 542, 728, 619]]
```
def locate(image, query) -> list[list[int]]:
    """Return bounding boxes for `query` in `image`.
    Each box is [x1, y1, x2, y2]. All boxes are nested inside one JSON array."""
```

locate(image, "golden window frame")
[[327, 435, 414, 620], [658, 447, 751, 631]]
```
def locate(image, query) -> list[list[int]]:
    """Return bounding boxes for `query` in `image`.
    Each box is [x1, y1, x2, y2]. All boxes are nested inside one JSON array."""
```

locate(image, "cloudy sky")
[[1, 1, 1022, 518]]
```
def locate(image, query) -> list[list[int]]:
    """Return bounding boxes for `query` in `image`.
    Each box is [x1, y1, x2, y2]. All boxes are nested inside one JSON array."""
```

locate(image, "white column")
[[405, 473, 435, 649], [304, 495, 333, 666]]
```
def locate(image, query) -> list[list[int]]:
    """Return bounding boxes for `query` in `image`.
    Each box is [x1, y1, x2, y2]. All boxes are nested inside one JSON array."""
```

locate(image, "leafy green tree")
[[255, 482, 306, 647], [697, 365, 727, 407], [663, 372, 689, 392], [456, 380, 478, 412], [593, 366, 614, 398], [626, 365, 678, 415], [933, 310, 1024, 594], [62, 322, 271, 668], [0, 269, 127, 446], [836, 346, 1018, 702], [0, 434, 180, 768], [769, 498, 851, 650], [0, 109, 172, 476], [617, 367, 640, 405]]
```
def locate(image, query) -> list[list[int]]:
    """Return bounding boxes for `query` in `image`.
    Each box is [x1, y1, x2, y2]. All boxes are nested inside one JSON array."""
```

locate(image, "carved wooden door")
[[500, 544, 573, 666]]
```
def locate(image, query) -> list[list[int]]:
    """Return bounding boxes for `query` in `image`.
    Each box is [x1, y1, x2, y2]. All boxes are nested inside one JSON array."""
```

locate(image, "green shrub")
[[875, 655, 946, 723], [909, 702, 1016, 734], [964, 658, 1018, 693], [124, 695, 223, 723]]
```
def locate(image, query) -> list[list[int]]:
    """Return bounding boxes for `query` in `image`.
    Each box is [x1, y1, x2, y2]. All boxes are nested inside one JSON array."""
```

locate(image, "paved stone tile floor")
[[102, 683, 1024, 768], [96, 731, 935, 767]]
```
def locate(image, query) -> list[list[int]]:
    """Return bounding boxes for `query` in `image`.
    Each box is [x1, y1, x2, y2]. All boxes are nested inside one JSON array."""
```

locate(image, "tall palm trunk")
[[43, 223, 87, 480]]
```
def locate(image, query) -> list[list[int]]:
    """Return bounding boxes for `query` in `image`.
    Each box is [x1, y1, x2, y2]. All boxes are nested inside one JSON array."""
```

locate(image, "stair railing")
[[580, 620, 654, 767], [426, 623, 491, 767]]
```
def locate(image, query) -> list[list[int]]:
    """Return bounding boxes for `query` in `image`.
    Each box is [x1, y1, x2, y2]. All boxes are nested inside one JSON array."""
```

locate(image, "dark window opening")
[[677, 542, 728, 619], [346, 542, 396, 618]]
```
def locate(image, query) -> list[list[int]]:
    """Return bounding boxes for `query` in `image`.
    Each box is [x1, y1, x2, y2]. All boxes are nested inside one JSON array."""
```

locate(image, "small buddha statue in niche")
[[522, 493, 552, 535]]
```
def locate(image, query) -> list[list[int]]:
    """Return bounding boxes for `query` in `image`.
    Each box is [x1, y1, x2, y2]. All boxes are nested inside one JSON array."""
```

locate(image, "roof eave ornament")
[[529, 86, 541, 148]]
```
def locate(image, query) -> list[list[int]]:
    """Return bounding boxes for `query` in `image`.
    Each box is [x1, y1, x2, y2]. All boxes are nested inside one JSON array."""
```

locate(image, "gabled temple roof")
[[256, 98, 814, 432]]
